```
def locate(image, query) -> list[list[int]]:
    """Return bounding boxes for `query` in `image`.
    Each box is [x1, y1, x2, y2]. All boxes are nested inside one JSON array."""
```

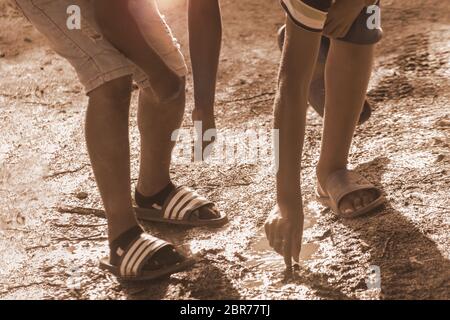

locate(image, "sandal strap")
[[162, 186, 213, 221], [118, 233, 171, 277], [325, 169, 379, 210]]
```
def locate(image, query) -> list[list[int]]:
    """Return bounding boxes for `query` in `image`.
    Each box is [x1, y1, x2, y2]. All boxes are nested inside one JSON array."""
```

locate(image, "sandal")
[[316, 169, 384, 218], [99, 232, 195, 281], [134, 186, 228, 227]]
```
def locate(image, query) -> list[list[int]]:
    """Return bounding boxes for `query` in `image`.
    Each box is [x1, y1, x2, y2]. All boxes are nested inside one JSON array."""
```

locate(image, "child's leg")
[[135, 85, 219, 220], [16, 0, 194, 277], [277, 0, 383, 124], [317, 40, 376, 214], [94, 0, 186, 196], [136, 86, 185, 198], [94, 0, 220, 221], [188, 0, 222, 145], [85, 76, 137, 241], [93, 0, 187, 102]]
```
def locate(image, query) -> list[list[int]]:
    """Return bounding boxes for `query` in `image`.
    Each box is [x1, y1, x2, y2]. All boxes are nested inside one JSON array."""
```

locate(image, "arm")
[[188, 0, 222, 119], [265, 18, 322, 268]]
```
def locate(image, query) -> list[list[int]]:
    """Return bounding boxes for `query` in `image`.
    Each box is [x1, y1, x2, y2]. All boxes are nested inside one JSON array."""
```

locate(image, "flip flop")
[[316, 169, 385, 218], [277, 25, 372, 125], [134, 186, 228, 227], [99, 233, 196, 281]]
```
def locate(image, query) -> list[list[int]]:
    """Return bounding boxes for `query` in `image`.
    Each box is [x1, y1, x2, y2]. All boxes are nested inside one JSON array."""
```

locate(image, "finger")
[[264, 221, 271, 243], [326, 24, 341, 39], [273, 237, 284, 256], [343, 23, 353, 38], [337, 24, 352, 38], [335, 28, 347, 39], [330, 22, 348, 39], [284, 233, 293, 268], [323, 19, 337, 35], [266, 219, 277, 248], [274, 244, 284, 256], [292, 235, 302, 264], [273, 220, 284, 255], [269, 228, 277, 248]]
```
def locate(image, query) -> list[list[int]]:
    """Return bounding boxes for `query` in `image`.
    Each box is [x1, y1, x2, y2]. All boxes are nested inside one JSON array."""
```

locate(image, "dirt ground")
[[0, 0, 449, 300]]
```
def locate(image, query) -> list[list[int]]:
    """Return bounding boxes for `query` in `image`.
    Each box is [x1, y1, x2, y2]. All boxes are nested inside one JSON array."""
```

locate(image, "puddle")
[[241, 212, 321, 290], [246, 212, 320, 270]]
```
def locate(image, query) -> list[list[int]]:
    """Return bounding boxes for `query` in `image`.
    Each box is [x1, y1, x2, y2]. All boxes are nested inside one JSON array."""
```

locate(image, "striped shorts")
[[281, 0, 382, 44]]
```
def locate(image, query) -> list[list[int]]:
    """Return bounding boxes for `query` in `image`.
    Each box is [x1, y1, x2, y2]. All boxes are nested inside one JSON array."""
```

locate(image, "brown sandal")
[[316, 169, 384, 218]]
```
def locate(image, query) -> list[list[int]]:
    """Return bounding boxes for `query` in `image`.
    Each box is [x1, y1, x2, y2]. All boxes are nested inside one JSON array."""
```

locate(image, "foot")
[[192, 108, 217, 159], [109, 225, 185, 270], [316, 171, 377, 216], [135, 182, 220, 221]]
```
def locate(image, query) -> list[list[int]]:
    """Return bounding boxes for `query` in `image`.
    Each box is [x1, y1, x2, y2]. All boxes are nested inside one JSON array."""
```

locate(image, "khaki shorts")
[[15, 0, 188, 94]]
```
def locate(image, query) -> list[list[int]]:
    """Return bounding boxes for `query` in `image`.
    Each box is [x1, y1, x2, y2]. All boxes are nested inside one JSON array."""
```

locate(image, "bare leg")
[[136, 84, 220, 219], [317, 40, 376, 214], [189, 0, 222, 141], [94, 0, 218, 219], [94, 0, 182, 101], [277, 26, 371, 124], [85, 76, 137, 242], [136, 85, 185, 197]]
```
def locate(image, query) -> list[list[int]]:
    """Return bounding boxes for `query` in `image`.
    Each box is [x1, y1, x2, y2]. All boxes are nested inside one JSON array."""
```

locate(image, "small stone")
[[436, 119, 450, 127], [314, 229, 332, 241], [16, 214, 25, 225], [435, 154, 445, 163], [75, 192, 88, 200], [234, 252, 247, 262]]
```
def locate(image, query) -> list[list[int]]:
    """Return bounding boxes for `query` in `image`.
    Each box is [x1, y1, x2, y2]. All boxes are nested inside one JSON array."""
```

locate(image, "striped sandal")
[[316, 169, 385, 219], [100, 232, 195, 281], [135, 186, 228, 227]]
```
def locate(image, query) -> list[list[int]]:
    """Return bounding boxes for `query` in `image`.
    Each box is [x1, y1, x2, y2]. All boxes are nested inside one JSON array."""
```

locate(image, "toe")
[[362, 190, 374, 207], [195, 205, 220, 220], [339, 197, 355, 215], [352, 193, 364, 210], [144, 246, 184, 271]]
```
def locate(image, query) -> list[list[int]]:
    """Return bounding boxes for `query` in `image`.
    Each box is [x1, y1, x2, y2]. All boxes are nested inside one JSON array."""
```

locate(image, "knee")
[[142, 75, 186, 107], [137, 78, 185, 134]]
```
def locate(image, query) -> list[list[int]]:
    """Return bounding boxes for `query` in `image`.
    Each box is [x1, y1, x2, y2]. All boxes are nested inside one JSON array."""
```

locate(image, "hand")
[[323, 0, 368, 39], [264, 206, 303, 269]]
